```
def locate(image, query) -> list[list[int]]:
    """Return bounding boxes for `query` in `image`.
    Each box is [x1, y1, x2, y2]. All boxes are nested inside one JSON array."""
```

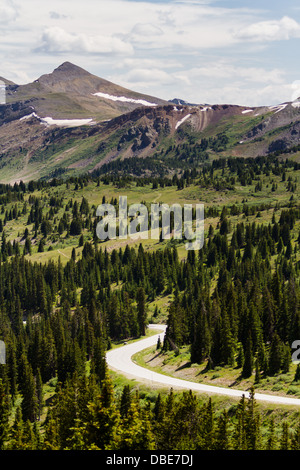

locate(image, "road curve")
[[106, 324, 300, 406]]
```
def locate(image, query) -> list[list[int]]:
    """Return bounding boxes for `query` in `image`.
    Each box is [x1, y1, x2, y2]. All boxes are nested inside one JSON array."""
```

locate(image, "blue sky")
[[1, 0, 300, 106]]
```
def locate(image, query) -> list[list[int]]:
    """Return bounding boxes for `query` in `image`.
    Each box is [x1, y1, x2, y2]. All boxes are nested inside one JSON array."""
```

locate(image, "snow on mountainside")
[[3, 62, 169, 122], [92, 91, 158, 107], [20, 112, 95, 128], [0, 62, 300, 184], [175, 113, 191, 130]]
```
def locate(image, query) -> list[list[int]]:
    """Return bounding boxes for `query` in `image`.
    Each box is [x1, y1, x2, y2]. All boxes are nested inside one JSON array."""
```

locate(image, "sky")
[[1, 0, 300, 106]]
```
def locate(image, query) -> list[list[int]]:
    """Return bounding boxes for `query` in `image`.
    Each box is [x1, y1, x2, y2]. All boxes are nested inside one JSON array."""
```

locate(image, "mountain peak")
[[53, 62, 90, 75], [56, 61, 77, 69], [38, 62, 92, 85]]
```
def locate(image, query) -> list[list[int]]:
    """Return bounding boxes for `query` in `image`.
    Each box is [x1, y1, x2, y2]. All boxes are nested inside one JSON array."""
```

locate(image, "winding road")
[[106, 324, 300, 406]]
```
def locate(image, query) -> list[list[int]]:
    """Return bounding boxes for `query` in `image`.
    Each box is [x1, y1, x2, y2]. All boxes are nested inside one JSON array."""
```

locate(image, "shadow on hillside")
[[175, 361, 192, 371]]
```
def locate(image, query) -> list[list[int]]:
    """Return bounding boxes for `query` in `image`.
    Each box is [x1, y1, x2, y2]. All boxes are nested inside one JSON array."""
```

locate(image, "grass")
[[108, 356, 300, 433], [1, 169, 300, 403], [1, 168, 299, 439], [2, 168, 300, 270], [132, 344, 300, 399], [109, 326, 163, 351]]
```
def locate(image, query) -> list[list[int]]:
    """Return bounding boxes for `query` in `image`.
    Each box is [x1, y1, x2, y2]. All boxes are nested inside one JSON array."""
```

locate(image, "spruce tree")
[[242, 335, 253, 378], [266, 417, 277, 450], [280, 422, 290, 450], [268, 332, 283, 375], [137, 287, 147, 337], [0, 379, 9, 449]]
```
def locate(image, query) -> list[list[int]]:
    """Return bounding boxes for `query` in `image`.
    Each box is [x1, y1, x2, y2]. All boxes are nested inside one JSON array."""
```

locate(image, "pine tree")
[[268, 332, 283, 375], [242, 334, 253, 378], [153, 393, 164, 422], [233, 395, 247, 450], [21, 360, 38, 423], [84, 372, 119, 450], [220, 307, 235, 366], [7, 344, 18, 400], [266, 417, 277, 450], [9, 406, 24, 450], [254, 357, 260, 384], [136, 287, 147, 337], [24, 236, 32, 255], [42, 409, 60, 450], [291, 423, 300, 450], [294, 364, 300, 382], [215, 410, 230, 450], [191, 301, 211, 364], [0, 379, 9, 449], [35, 368, 44, 421], [245, 388, 261, 450], [280, 422, 290, 450], [198, 397, 215, 450], [116, 401, 155, 450], [23, 420, 37, 450], [91, 338, 106, 383], [120, 385, 131, 419]]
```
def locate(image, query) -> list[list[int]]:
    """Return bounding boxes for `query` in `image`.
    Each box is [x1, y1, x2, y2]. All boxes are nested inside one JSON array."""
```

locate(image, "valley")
[[0, 63, 300, 451]]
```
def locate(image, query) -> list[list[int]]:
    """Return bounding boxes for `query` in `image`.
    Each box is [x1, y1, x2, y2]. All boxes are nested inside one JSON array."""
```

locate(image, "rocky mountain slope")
[[0, 62, 300, 183]]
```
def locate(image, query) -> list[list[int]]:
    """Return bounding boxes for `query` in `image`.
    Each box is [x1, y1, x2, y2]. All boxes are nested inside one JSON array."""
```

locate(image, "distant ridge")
[[169, 98, 198, 106], [0, 62, 300, 184]]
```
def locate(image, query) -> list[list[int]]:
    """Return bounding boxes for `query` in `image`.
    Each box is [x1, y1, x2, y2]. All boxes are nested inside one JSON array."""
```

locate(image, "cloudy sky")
[[1, 0, 300, 106]]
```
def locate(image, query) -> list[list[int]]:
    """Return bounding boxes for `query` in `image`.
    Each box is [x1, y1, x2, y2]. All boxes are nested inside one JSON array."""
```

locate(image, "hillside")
[[0, 62, 300, 184], [0, 156, 300, 450]]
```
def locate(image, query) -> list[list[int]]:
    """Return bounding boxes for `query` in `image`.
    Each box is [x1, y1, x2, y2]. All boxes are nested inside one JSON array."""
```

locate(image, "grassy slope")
[[2, 166, 300, 429], [132, 344, 300, 399], [1, 103, 296, 184], [3, 166, 299, 262]]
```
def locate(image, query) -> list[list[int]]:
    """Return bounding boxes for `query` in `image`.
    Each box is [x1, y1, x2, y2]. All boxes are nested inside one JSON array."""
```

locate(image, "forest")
[[0, 155, 300, 450]]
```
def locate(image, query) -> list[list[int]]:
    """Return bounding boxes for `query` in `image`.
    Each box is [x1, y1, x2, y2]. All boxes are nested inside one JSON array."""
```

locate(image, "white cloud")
[[1, 0, 300, 106], [234, 16, 300, 42], [36, 26, 134, 55], [115, 68, 176, 89], [115, 57, 182, 70], [170, 60, 295, 106], [190, 62, 285, 85], [291, 80, 300, 101], [0, 0, 17, 23], [49, 11, 69, 20], [131, 23, 164, 37]]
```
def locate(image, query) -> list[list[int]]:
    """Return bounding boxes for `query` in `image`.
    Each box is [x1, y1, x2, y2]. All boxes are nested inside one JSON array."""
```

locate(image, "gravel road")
[[106, 324, 300, 406]]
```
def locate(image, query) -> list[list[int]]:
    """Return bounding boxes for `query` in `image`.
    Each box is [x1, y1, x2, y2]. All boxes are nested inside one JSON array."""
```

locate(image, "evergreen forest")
[[0, 155, 300, 451]]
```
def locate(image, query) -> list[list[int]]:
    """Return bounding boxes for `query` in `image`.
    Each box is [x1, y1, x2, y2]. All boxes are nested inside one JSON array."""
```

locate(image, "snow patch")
[[20, 112, 39, 121], [292, 100, 300, 108], [20, 112, 94, 127], [200, 106, 212, 112], [40, 117, 94, 127], [242, 109, 253, 114], [92, 92, 157, 107], [268, 104, 287, 114], [175, 114, 191, 130]]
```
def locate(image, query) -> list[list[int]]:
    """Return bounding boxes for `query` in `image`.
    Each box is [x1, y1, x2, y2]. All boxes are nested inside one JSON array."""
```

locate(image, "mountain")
[[0, 77, 16, 86], [0, 62, 300, 184], [4, 62, 169, 121], [169, 98, 198, 106]]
